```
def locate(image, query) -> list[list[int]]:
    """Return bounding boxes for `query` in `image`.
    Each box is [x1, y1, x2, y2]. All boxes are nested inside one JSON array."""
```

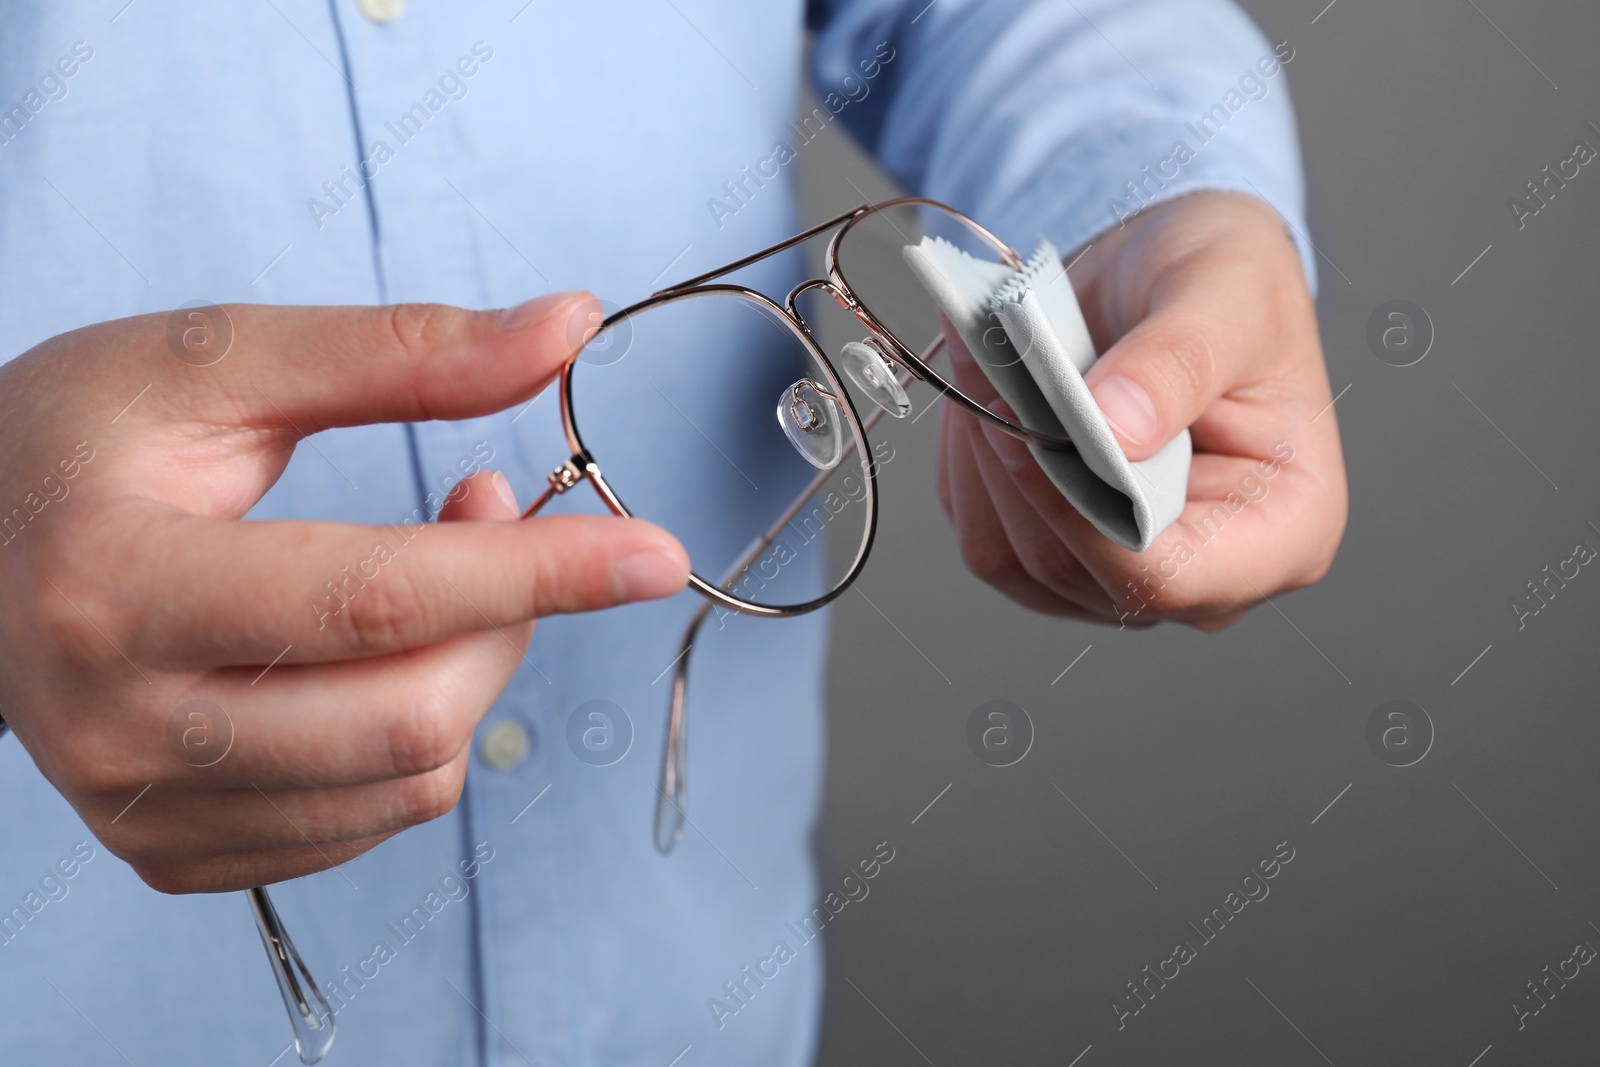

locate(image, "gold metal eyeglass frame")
[[516, 196, 1078, 854]]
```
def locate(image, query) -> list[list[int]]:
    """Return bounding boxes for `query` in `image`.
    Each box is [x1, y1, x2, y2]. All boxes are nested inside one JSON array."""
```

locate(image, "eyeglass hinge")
[[547, 451, 592, 494]]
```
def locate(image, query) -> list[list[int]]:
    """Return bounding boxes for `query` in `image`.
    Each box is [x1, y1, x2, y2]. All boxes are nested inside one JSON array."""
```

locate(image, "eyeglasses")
[[86, 197, 1085, 1066], [517, 196, 1079, 854]]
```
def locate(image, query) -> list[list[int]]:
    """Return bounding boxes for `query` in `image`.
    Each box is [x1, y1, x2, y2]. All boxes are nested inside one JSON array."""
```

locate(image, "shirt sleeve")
[[806, 0, 1318, 292]]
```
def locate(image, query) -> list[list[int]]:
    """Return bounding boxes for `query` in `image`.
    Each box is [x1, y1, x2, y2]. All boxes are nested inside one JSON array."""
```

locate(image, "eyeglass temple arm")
[[650, 352, 928, 852], [653, 597, 709, 852], [515, 335, 935, 854], [0, 726, 334, 1062], [251, 885, 337, 1063], [0, 706, 336, 1064]]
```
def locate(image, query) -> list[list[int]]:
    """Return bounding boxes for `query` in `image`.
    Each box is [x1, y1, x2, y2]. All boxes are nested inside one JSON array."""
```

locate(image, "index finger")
[[103, 291, 600, 434]]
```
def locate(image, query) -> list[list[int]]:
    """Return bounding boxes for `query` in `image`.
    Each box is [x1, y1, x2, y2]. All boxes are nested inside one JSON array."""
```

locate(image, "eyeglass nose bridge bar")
[[780, 272, 1076, 454], [848, 311, 1079, 454], [784, 277, 931, 388]]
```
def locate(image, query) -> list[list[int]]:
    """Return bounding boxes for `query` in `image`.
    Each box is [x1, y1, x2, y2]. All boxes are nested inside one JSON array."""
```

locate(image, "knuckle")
[[22, 561, 120, 673], [132, 857, 234, 896], [958, 535, 1022, 589], [336, 568, 432, 655], [396, 763, 466, 827], [1151, 317, 1218, 410], [1300, 498, 1349, 589], [1147, 577, 1213, 616], [51, 734, 135, 797], [383, 302, 457, 361], [100, 827, 162, 876], [1293, 547, 1338, 591], [384, 690, 462, 777], [1018, 547, 1084, 600], [92, 822, 134, 859], [132, 863, 189, 896]]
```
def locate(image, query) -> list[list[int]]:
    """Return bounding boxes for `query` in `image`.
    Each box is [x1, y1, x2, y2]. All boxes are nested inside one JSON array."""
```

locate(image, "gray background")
[[798, 2, 1600, 1065]]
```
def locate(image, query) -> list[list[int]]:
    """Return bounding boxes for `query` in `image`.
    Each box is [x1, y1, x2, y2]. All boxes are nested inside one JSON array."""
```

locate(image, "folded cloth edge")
[[903, 235, 1190, 552]]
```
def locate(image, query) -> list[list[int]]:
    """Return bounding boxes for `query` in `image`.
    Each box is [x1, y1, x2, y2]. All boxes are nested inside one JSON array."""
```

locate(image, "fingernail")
[[490, 471, 518, 513], [979, 419, 1033, 473], [613, 550, 689, 601], [1092, 375, 1158, 445], [500, 290, 593, 332]]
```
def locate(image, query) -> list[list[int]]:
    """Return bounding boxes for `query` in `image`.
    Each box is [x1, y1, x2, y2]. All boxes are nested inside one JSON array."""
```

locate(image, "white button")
[[480, 720, 530, 770], [358, 0, 405, 23]]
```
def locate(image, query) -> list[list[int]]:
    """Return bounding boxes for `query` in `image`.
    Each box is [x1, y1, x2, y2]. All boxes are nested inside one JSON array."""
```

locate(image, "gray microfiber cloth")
[[902, 236, 1190, 552]]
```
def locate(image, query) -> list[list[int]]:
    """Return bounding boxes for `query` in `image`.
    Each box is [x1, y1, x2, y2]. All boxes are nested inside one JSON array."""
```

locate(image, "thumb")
[[432, 469, 692, 613], [1082, 304, 1247, 462]]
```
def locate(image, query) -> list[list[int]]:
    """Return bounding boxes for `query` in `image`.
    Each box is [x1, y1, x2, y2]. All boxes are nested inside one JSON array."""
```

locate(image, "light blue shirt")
[[0, 2, 1308, 1064]]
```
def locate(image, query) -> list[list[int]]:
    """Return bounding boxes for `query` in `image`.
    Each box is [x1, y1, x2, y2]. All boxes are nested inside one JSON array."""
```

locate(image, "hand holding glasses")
[[516, 197, 1078, 851], [0, 198, 1073, 1067]]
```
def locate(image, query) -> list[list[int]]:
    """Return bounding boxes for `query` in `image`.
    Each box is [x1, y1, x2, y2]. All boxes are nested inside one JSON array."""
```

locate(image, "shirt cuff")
[[971, 122, 1320, 296]]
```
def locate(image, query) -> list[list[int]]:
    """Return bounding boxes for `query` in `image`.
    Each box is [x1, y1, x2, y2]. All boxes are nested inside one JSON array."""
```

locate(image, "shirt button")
[[480, 720, 531, 770], [357, 0, 405, 23]]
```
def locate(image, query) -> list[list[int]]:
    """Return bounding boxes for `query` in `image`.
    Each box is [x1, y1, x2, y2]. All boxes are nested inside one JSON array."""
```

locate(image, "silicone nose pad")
[[777, 378, 845, 470], [841, 340, 911, 418]]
